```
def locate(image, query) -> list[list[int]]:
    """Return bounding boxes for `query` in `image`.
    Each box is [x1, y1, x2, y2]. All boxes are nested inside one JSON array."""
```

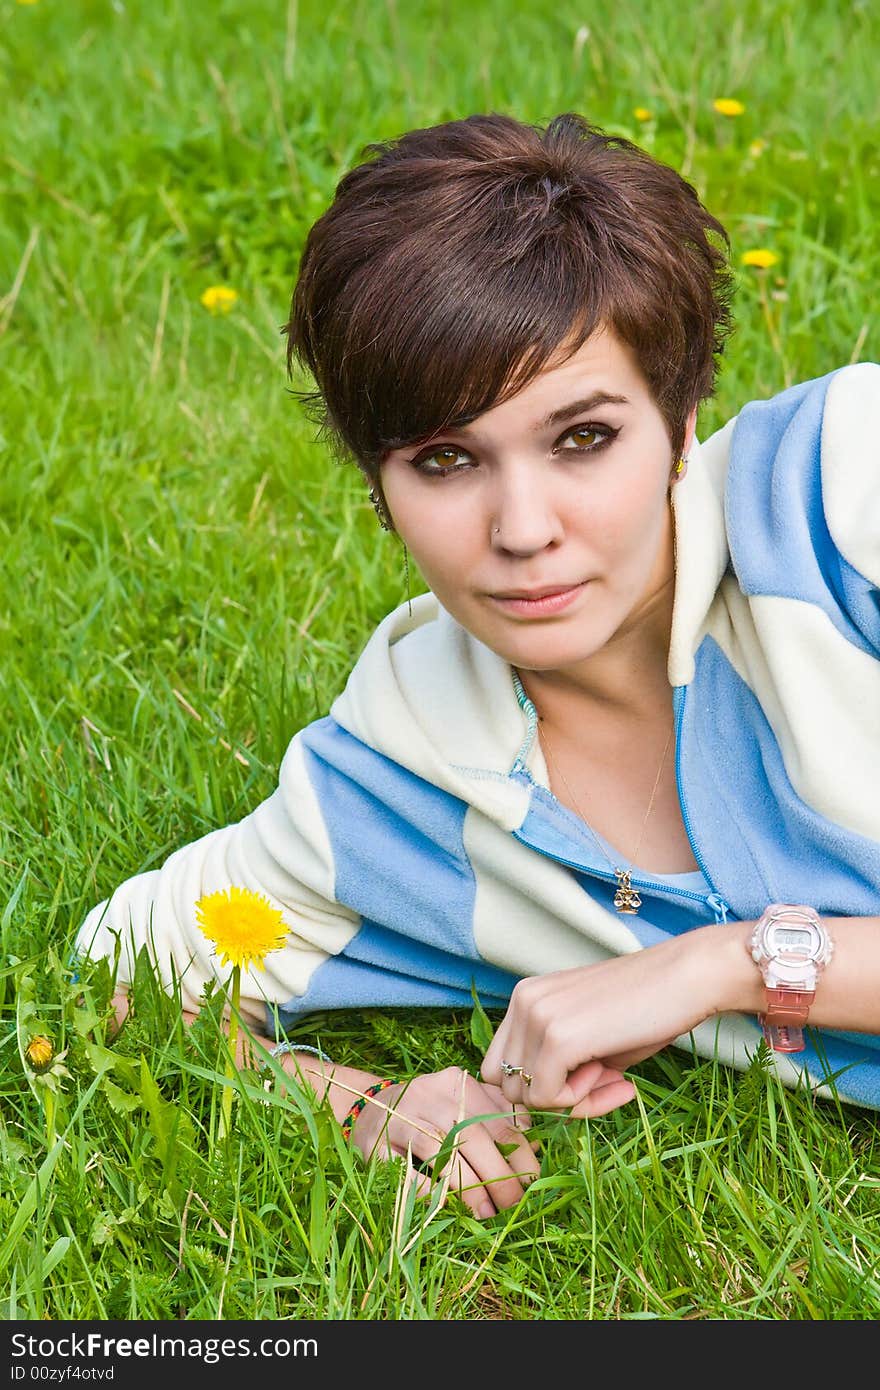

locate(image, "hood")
[[668, 413, 736, 684], [330, 590, 532, 829]]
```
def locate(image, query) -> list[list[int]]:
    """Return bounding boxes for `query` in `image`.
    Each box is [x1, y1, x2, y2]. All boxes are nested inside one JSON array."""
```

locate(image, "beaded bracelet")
[[340, 1078, 398, 1141], [270, 1041, 331, 1064]]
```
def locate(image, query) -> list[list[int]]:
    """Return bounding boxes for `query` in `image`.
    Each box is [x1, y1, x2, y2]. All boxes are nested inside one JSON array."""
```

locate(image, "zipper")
[[673, 685, 732, 924], [508, 669, 734, 925], [511, 826, 724, 913]]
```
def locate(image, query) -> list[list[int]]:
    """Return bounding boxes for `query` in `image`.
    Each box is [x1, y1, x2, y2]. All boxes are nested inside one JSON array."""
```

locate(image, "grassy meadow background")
[[2, 0, 880, 1321]]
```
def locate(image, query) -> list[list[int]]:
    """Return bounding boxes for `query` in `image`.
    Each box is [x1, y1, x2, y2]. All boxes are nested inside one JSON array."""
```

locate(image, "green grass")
[[2, 0, 879, 1321]]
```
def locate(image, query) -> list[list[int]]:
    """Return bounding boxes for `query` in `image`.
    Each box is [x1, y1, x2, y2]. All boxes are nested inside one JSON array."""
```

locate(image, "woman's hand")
[[482, 926, 749, 1114], [350, 1065, 541, 1221]]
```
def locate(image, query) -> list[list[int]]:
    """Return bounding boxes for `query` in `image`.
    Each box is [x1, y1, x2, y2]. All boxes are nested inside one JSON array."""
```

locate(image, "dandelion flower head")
[[741, 248, 779, 269], [633, 107, 653, 122], [713, 97, 745, 117], [195, 886, 288, 972], [25, 1034, 56, 1073], [200, 285, 238, 315], [23, 1035, 71, 1090]]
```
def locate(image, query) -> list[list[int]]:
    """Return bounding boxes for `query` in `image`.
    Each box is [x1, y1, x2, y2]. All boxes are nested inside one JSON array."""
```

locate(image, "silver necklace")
[[538, 716, 674, 915]]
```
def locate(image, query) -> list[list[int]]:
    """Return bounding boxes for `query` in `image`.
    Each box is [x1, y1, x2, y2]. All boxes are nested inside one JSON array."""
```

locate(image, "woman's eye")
[[413, 446, 469, 474], [561, 426, 610, 451]]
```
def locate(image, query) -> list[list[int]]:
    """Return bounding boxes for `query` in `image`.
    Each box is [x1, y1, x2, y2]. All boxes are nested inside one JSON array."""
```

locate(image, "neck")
[[517, 533, 676, 731]]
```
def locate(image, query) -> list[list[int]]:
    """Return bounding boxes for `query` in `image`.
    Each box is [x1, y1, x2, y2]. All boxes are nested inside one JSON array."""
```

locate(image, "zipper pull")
[[706, 892, 730, 924]]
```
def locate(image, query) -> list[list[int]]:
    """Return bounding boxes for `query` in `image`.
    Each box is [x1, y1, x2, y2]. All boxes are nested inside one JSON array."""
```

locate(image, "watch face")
[[754, 905, 833, 974], [775, 927, 813, 948], [766, 918, 820, 959]]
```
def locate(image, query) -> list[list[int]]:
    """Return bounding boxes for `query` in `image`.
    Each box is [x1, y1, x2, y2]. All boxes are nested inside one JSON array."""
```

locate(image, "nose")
[[490, 464, 565, 553]]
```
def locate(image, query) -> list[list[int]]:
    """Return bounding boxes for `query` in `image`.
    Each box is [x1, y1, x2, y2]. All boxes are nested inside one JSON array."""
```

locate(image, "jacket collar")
[[667, 419, 734, 686]]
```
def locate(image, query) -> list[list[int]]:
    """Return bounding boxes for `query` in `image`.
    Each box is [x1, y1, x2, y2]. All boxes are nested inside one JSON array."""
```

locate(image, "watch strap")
[[763, 987, 815, 1026], [759, 987, 815, 1053]]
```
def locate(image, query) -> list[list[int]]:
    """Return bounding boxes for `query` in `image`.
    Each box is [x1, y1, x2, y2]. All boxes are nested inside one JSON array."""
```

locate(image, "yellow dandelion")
[[22, 1034, 70, 1149], [633, 107, 654, 122], [200, 285, 238, 315], [24, 1034, 55, 1073], [195, 885, 288, 973], [196, 886, 287, 1142], [741, 248, 779, 269], [713, 98, 746, 117], [749, 138, 768, 158]]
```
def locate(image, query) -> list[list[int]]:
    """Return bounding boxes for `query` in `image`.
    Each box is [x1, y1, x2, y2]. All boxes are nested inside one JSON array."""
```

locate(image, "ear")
[[682, 404, 699, 457], [669, 405, 700, 486]]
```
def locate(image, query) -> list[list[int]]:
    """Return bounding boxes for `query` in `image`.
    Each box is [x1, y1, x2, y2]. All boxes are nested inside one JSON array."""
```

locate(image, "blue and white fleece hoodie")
[[75, 362, 880, 1108]]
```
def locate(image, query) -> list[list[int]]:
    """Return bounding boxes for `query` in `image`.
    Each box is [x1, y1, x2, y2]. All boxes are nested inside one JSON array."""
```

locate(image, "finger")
[[559, 1060, 631, 1107], [567, 1077, 637, 1119], [476, 1093, 542, 1176], [387, 1137, 532, 1220], [601, 1037, 679, 1071], [478, 1087, 533, 1128], [498, 1054, 534, 1105], [384, 1130, 498, 1221], [481, 1016, 523, 1091], [413, 1088, 539, 1214], [451, 1125, 539, 1212], [487, 1120, 541, 1180], [510, 1106, 543, 1155], [525, 1057, 608, 1110], [431, 1148, 503, 1221], [388, 1111, 508, 1221], [480, 1023, 509, 1083], [398, 1148, 469, 1216]]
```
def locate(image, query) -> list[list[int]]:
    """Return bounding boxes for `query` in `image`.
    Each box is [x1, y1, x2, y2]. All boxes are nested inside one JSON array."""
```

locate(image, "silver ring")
[[500, 1060, 533, 1085]]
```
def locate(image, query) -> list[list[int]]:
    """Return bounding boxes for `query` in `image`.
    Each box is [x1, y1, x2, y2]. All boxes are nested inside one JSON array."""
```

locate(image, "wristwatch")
[[748, 903, 833, 1053]]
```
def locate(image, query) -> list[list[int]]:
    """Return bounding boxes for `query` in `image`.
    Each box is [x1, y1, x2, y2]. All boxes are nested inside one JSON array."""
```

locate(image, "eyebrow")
[[538, 391, 631, 430], [442, 391, 631, 441]]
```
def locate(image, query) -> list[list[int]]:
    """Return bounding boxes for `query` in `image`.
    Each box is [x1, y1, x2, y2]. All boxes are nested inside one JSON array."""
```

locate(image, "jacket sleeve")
[[73, 729, 361, 1030]]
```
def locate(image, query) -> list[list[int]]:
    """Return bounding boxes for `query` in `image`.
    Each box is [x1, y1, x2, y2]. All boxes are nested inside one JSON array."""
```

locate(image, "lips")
[[488, 580, 589, 617], [491, 582, 584, 599]]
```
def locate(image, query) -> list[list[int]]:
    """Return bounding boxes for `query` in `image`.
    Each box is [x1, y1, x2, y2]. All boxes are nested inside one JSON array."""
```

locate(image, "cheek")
[[419, 511, 473, 559], [385, 475, 465, 545], [569, 478, 650, 550], [404, 517, 477, 596], [584, 476, 670, 579]]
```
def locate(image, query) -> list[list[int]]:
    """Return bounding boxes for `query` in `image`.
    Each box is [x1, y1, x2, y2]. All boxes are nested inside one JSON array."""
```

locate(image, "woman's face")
[[379, 326, 696, 676]]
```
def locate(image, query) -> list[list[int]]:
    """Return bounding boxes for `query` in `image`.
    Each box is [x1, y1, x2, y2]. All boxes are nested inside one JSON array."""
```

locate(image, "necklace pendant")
[[613, 870, 642, 915]]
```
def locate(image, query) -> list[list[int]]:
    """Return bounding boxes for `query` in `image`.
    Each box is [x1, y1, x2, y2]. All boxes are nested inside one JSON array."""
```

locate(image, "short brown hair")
[[284, 111, 734, 528]]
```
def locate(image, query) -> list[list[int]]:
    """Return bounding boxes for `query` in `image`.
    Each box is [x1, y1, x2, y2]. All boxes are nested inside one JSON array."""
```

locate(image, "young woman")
[[74, 111, 880, 1221]]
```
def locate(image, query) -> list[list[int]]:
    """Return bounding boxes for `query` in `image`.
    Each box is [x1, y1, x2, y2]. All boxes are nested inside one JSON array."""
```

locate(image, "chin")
[[492, 626, 609, 669]]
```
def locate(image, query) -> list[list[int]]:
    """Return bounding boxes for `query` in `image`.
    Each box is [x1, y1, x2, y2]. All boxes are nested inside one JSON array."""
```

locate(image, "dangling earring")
[[402, 544, 413, 619], [368, 486, 412, 618], [671, 454, 688, 486], [368, 487, 391, 531]]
